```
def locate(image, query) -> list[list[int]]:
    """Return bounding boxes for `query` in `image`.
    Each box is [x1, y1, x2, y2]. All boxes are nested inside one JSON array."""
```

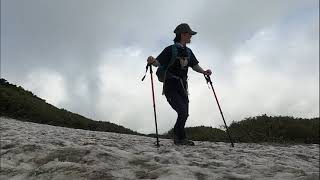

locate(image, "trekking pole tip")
[[155, 141, 160, 147]]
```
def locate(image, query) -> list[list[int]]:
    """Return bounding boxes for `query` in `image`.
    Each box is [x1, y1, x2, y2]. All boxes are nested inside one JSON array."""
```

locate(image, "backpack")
[[156, 44, 191, 83]]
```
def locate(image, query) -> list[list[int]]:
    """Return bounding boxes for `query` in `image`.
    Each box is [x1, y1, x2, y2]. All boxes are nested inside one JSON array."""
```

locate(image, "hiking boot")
[[173, 134, 179, 142], [174, 138, 195, 146]]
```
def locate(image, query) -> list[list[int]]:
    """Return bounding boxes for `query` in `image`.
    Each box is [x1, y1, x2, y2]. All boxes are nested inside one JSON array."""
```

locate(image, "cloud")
[[22, 69, 68, 107], [193, 0, 319, 53], [182, 7, 319, 129], [94, 47, 179, 133], [2, 0, 318, 134]]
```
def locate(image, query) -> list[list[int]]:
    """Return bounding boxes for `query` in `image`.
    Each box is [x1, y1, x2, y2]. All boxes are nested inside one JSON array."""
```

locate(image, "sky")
[[1, 0, 319, 134]]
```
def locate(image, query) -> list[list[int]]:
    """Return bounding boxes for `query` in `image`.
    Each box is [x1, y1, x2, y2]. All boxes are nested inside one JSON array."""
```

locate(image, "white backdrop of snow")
[[0, 117, 319, 180]]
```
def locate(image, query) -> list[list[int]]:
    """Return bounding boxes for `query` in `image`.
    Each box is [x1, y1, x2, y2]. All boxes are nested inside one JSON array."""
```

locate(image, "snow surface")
[[0, 117, 319, 180]]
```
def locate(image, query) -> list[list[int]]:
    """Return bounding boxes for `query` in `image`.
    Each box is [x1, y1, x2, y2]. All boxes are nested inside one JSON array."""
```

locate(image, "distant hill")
[[160, 115, 319, 144], [157, 126, 228, 142], [0, 78, 140, 135], [228, 114, 319, 144], [1, 78, 318, 144]]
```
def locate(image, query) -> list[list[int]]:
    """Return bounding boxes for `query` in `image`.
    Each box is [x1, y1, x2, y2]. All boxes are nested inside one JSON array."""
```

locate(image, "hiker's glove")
[[147, 56, 156, 65], [203, 69, 212, 76]]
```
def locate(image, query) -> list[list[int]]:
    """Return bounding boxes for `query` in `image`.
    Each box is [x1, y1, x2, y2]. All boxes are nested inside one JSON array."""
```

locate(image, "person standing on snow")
[[147, 23, 212, 145]]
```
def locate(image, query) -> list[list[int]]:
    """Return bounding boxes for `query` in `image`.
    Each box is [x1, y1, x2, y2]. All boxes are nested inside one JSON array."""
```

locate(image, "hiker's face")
[[181, 32, 192, 43]]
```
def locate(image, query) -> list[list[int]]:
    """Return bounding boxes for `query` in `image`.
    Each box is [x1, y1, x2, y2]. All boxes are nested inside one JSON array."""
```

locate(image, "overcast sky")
[[1, 0, 319, 134]]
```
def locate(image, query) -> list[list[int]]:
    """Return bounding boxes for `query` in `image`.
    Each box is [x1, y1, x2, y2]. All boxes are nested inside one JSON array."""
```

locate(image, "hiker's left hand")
[[203, 69, 212, 76], [147, 56, 156, 65]]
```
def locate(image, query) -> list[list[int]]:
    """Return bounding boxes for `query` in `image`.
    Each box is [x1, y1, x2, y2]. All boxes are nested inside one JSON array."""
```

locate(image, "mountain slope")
[[1, 117, 319, 180], [0, 78, 139, 135], [1, 78, 319, 144]]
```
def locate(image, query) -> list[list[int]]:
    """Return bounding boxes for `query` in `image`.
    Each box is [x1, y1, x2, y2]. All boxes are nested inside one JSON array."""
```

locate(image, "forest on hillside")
[[1, 78, 318, 144], [160, 114, 319, 144], [228, 115, 319, 144], [0, 78, 140, 135]]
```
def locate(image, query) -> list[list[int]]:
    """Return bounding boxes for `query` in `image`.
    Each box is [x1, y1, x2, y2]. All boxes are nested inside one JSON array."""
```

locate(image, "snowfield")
[[0, 117, 319, 180]]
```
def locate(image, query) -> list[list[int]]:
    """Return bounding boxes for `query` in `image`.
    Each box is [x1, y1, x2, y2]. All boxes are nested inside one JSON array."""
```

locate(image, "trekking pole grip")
[[204, 74, 211, 84]]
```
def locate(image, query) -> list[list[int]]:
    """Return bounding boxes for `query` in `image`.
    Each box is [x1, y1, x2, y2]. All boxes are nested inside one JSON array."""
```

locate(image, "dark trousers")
[[165, 91, 189, 140]]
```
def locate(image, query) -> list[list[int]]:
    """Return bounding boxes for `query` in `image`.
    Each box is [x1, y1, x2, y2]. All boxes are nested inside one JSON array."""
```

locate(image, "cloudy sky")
[[1, 0, 319, 134]]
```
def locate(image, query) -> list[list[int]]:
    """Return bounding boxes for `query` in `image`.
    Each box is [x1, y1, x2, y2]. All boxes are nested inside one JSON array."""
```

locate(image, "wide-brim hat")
[[174, 23, 197, 35]]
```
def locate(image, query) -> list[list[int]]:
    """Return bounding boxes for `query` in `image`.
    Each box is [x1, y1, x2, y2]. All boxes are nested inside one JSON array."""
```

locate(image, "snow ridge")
[[1, 117, 319, 180]]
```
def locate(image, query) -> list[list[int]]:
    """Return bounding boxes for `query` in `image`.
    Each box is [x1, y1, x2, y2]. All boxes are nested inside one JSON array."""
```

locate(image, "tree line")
[[158, 115, 319, 144], [0, 78, 140, 135], [1, 78, 318, 144]]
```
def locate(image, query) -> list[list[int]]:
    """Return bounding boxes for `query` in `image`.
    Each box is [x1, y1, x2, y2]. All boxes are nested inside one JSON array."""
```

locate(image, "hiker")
[[147, 23, 212, 145]]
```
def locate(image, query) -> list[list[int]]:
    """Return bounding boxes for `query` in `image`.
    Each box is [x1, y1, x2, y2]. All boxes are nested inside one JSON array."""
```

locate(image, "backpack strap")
[[186, 47, 191, 59], [162, 44, 178, 95]]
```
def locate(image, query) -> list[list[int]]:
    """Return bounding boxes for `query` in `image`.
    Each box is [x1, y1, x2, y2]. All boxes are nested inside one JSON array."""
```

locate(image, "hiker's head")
[[173, 23, 197, 44]]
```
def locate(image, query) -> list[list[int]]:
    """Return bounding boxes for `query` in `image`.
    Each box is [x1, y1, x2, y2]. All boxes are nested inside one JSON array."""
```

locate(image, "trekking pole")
[[142, 64, 160, 147], [204, 74, 234, 147]]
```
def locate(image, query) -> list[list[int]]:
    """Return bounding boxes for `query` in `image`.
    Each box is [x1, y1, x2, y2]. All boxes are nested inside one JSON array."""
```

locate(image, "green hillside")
[[0, 78, 140, 135], [228, 114, 319, 144], [160, 126, 228, 142], [161, 114, 319, 144], [1, 78, 318, 144], [161, 115, 319, 144]]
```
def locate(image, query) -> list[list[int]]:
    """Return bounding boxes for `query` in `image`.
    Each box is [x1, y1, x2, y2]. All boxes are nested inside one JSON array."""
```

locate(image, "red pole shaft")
[[149, 66, 160, 147], [207, 77, 234, 147]]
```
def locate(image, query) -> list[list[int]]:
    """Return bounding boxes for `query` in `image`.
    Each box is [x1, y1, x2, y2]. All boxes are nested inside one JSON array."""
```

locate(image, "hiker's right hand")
[[147, 56, 156, 65]]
